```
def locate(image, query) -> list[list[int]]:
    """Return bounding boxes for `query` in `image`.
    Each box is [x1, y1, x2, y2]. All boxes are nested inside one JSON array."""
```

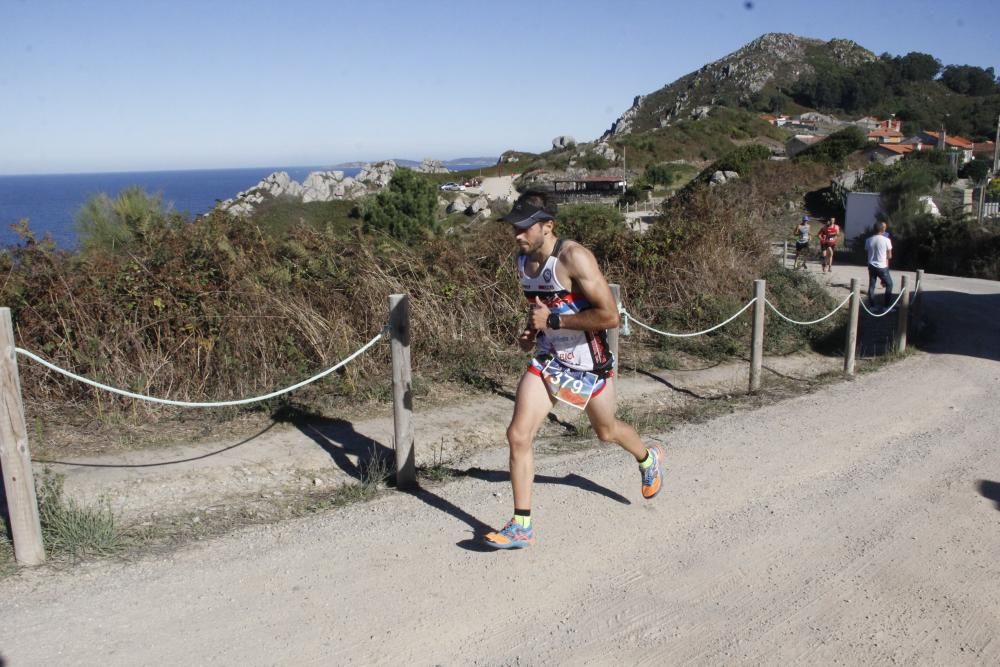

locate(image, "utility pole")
[[993, 112, 999, 174], [622, 145, 627, 193]]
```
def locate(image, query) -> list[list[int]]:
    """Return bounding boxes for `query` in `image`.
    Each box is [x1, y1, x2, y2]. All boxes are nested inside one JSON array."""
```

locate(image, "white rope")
[[623, 298, 756, 338], [15, 330, 386, 408], [859, 289, 906, 318], [765, 293, 852, 326]]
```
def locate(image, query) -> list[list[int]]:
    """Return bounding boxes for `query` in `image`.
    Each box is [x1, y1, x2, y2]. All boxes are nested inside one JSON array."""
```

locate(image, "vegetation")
[[788, 51, 1000, 139], [849, 150, 1000, 279], [362, 168, 440, 242]]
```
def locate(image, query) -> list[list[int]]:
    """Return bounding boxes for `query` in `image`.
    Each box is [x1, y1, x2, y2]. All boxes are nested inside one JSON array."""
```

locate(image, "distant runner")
[[484, 191, 665, 550], [791, 214, 811, 270], [818, 217, 840, 273]]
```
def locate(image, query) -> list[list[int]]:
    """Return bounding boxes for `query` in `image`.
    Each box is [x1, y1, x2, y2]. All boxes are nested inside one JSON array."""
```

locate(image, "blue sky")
[[2, 0, 998, 175]]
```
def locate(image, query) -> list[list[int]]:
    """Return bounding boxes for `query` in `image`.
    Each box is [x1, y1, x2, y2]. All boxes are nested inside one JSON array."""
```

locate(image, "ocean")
[[0, 163, 487, 249]]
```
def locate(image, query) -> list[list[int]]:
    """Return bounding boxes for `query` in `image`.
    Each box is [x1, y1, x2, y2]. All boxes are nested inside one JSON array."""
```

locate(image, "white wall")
[[844, 192, 882, 242]]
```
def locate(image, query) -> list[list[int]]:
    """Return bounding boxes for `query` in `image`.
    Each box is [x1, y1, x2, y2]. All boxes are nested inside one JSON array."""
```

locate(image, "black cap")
[[503, 197, 556, 229]]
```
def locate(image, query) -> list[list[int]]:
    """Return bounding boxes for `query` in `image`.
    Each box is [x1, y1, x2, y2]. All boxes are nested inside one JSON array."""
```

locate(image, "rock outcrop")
[[602, 33, 876, 137], [217, 161, 399, 217], [415, 159, 450, 174], [552, 135, 576, 150]]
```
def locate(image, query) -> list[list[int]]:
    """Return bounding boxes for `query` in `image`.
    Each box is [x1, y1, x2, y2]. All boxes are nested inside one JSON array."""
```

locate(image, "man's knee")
[[506, 424, 534, 452], [592, 420, 619, 444]]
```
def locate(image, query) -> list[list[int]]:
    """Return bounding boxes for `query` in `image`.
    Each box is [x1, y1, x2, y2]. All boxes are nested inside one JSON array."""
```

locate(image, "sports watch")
[[547, 313, 562, 330]]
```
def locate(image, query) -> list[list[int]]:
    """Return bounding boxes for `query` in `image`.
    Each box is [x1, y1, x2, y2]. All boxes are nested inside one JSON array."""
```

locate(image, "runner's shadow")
[[408, 468, 631, 553], [401, 486, 498, 552], [459, 467, 630, 505], [977, 480, 1000, 511]]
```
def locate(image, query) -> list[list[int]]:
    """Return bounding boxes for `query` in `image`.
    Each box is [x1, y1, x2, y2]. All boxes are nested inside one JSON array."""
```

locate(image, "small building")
[[903, 131, 975, 164], [973, 140, 996, 160], [866, 143, 915, 164], [549, 175, 626, 202], [867, 128, 905, 144]]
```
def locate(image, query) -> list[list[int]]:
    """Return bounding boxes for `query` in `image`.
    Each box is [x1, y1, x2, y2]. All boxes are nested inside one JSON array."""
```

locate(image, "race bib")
[[541, 359, 600, 410]]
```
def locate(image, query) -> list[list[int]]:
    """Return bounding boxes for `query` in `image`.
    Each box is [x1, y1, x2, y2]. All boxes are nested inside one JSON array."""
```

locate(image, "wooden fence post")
[[844, 278, 860, 375], [749, 280, 766, 393], [608, 284, 621, 370], [0, 307, 45, 565], [388, 295, 415, 489], [895, 275, 910, 352], [912, 269, 925, 329], [783, 241, 788, 269]]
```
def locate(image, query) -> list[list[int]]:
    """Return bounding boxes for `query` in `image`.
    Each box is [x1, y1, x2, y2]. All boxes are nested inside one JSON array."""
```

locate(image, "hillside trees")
[[940, 65, 999, 96]]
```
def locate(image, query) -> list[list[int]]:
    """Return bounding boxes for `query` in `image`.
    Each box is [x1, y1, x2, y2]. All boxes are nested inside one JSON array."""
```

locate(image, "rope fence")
[[15, 329, 387, 409], [621, 298, 757, 338], [0, 296, 415, 566]]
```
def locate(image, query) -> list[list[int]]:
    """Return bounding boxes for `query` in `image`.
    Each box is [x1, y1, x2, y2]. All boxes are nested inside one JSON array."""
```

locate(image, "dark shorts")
[[795, 241, 809, 252]]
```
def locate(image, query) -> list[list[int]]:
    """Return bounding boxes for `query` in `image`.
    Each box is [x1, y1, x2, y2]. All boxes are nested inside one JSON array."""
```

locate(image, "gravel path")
[[2, 266, 998, 665]]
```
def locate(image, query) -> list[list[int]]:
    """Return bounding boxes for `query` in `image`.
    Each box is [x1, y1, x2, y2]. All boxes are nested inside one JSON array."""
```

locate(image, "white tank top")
[[518, 239, 614, 375]]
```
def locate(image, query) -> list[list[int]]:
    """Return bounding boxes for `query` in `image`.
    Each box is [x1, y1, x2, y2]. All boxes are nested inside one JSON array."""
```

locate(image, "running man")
[[484, 191, 665, 549], [818, 216, 841, 273], [791, 214, 811, 270]]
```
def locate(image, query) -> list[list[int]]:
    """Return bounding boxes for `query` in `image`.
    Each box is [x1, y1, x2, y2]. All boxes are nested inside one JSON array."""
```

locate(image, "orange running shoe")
[[640, 444, 665, 499], [484, 519, 535, 549]]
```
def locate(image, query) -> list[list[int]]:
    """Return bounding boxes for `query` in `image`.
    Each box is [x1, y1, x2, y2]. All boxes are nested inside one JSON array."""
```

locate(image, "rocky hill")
[[603, 33, 876, 137]]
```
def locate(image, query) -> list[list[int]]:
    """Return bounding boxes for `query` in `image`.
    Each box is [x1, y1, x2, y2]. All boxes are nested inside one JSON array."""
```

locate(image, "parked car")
[[439, 182, 466, 191]]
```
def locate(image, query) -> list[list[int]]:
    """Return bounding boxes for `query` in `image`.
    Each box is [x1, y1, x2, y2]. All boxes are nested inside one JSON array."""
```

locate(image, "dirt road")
[[2, 267, 999, 665]]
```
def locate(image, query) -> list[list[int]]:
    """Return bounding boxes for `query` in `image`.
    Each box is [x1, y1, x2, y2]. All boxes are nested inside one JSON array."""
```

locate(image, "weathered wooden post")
[[388, 295, 415, 489], [895, 275, 910, 352], [0, 307, 45, 565], [608, 284, 621, 370], [783, 241, 788, 269], [749, 280, 766, 393], [844, 279, 860, 375], [912, 268, 925, 328]]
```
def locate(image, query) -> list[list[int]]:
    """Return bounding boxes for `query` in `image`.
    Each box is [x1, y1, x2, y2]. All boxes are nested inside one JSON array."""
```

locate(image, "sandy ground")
[[2, 263, 999, 665], [469, 174, 517, 202]]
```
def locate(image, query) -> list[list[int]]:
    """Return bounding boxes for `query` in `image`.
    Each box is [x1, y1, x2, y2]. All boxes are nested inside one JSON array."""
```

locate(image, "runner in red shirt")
[[817, 217, 840, 273]]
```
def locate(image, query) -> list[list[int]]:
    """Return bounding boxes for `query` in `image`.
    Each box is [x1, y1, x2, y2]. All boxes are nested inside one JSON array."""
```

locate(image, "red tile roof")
[[873, 144, 915, 155], [973, 141, 996, 155], [924, 131, 974, 150]]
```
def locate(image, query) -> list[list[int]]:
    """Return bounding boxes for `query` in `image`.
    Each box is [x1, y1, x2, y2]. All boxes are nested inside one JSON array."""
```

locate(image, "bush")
[[362, 168, 441, 243], [76, 186, 184, 252]]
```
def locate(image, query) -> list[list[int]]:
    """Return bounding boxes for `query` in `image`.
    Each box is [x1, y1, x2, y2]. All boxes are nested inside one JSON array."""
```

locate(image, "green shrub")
[[76, 186, 183, 252], [362, 168, 441, 243]]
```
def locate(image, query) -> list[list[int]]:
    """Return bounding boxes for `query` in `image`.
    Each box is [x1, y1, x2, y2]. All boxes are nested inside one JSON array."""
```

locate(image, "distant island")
[[331, 157, 497, 169]]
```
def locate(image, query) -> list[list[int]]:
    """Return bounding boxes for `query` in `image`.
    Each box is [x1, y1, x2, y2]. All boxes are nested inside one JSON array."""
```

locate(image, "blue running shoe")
[[484, 519, 535, 549]]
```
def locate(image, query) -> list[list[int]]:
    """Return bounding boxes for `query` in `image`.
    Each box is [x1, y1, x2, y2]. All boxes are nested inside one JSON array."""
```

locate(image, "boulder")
[[356, 160, 397, 189], [447, 195, 470, 214], [552, 135, 576, 150], [301, 171, 346, 203], [691, 105, 712, 120], [416, 159, 450, 174], [709, 170, 740, 186], [593, 142, 617, 161], [467, 196, 490, 214]]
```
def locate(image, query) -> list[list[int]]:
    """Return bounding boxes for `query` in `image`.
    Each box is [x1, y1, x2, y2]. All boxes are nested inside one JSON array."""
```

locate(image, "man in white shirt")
[[865, 221, 894, 310]]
